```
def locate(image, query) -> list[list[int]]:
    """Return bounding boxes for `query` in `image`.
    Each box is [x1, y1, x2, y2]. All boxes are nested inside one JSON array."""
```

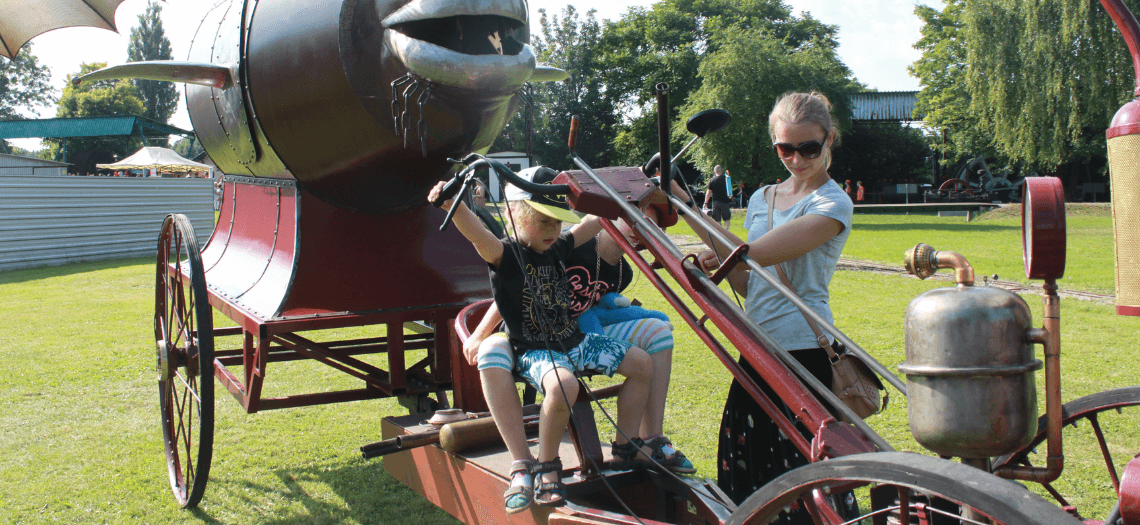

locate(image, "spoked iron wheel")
[[992, 386, 1140, 522], [154, 214, 214, 508], [727, 452, 1082, 525]]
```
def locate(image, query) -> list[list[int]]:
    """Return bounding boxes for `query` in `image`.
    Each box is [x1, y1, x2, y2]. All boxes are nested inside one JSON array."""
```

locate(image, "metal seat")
[[454, 299, 538, 405]]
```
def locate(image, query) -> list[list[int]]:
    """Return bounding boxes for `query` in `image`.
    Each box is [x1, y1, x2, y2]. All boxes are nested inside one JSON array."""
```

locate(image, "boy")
[[428, 167, 653, 514]]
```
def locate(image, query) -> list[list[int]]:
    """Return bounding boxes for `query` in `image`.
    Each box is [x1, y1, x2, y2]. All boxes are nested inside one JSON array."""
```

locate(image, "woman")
[[675, 92, 854, 520]]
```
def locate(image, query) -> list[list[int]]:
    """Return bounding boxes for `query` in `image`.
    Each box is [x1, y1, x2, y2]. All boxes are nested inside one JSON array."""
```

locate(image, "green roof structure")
[[0, 116, 192, 140]]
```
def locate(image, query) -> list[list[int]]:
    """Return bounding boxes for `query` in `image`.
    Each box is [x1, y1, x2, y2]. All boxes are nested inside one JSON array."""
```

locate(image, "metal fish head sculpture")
[[76, 0, 566, 213]]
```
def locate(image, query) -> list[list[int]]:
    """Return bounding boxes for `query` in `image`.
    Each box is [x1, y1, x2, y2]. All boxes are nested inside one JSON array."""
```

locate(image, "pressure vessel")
[[901, 284, 1041, 459]]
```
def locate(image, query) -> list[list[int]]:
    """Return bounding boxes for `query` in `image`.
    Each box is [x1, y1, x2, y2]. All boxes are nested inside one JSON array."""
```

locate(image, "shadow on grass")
[[0, 256, 153, 285], [852, 222, 1018, 233], [195, 459, 458, 525]]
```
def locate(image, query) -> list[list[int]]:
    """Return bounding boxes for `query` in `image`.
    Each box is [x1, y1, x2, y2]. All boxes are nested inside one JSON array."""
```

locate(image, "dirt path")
[[664, 233, 1115, 305]]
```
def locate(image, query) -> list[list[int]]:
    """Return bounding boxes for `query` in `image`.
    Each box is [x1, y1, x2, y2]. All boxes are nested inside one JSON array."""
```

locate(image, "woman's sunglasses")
[[772, 140, 825, 160]]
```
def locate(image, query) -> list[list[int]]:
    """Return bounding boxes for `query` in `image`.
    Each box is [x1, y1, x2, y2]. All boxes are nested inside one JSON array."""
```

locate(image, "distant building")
[[0, 153, 70, 176], [486, 151, 532, 202]]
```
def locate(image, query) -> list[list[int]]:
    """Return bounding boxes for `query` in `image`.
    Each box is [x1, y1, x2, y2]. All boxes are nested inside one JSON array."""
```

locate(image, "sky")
[[10, 0, 942, 150]]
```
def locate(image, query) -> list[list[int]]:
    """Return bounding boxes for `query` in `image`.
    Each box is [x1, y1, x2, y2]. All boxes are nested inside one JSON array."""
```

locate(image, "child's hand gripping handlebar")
[[431, 155, 572, 232]]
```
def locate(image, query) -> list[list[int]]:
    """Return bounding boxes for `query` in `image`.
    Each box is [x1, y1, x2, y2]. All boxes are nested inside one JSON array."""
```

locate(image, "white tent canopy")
[[96, 146, 211, 173]]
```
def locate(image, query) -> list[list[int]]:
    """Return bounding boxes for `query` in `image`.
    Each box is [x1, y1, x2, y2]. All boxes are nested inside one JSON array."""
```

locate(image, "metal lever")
[[706, 243, 750, 286], [430, 172, 466, 209], [436, 175, 474, 232]]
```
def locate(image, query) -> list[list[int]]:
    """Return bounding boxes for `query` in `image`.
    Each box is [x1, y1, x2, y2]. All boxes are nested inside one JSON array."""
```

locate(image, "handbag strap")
[[766, 186, 837, 361]]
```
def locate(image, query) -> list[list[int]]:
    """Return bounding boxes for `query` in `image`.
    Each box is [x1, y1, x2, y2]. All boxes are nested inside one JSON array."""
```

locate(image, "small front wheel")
[[154, 214, 215, 508]]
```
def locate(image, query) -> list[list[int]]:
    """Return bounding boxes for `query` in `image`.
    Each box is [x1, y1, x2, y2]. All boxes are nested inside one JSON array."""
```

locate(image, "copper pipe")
[[995, 282, 1063, 483], [904, 243, 975, 286]]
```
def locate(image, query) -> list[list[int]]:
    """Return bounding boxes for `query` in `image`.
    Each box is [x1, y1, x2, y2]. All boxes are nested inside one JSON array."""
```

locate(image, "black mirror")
[[641, 108, 732, 178], [686, 109, 732, 137]]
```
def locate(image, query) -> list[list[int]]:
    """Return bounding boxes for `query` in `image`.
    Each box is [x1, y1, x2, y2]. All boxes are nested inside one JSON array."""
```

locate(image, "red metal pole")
[[1099, 0, 1140, 95], [599, 220, 814, 456]]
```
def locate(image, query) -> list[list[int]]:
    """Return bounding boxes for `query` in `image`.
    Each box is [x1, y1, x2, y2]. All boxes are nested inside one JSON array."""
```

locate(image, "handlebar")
[[431, 154, 571, 232], [431, 172, 470, 208]]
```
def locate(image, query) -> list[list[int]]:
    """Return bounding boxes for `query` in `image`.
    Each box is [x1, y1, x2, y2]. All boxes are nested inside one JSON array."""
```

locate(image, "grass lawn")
[[1, 208, 1136, 524], [669, 203, 1115, 293]]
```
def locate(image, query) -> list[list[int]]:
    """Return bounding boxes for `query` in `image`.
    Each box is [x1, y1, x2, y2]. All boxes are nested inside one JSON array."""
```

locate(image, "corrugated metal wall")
[[0, 166, 67, 176], [0, 175, 215, 271], [850, 91, 921, 121], [0, 153, 70, 176]]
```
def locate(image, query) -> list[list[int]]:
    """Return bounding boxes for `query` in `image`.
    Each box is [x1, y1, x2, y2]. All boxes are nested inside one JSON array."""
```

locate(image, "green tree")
[[599, 0, 842, 167], [0, 44, 54, 152], [677, 29, 858, 187], [127, 1, 179, 125], [172, 135, 204, 159], [832, 123, 932, 188], [0, 45, 54, 120], [492, 7, 619, 169], [48, 62, 146, 167], [910, 0, 990, 170], [916, 0, 1137, 190]]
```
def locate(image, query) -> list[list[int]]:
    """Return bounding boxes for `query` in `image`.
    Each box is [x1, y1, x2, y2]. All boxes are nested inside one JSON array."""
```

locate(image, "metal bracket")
[[707, 243, 750, 286]]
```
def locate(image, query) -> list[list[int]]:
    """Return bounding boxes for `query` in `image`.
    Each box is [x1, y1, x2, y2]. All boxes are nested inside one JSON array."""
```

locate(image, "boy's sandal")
[[532, 458, 566, 507], [644, 435, 696, 474], [609, 437, 652, 471], [504, 459, 537, 514]]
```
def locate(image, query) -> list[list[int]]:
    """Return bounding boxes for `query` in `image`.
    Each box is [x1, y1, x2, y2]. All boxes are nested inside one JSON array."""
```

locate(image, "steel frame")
[[201, 303, 462, 414], [561, 165, 886, 463]]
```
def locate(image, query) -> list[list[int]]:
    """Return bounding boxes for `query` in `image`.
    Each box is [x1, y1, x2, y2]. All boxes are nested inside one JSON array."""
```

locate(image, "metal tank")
[[900, 243, 1042, 459], [75, 0, 569, 318]]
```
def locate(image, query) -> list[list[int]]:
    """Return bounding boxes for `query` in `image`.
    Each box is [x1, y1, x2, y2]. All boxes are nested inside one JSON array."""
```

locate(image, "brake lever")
[[438, 176, 475, 232], [431, 171, 467, 208]]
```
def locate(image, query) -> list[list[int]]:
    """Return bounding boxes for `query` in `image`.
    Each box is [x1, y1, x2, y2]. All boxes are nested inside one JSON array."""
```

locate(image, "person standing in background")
[[704, 165, 733, 228], [472, 178, 488, 208]]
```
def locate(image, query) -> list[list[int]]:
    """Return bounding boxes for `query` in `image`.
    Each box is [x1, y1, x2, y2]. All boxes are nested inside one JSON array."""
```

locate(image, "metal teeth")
[[518, 83, 535, 158], [417, 86, 432, 158], [390, 74, 434, 156], [391, 75, 413, 134], [401, 81, 421, 148]]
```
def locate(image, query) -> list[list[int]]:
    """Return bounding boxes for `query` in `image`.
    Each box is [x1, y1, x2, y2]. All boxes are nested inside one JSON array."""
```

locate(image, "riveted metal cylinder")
[[901, 285, 1041, 458]]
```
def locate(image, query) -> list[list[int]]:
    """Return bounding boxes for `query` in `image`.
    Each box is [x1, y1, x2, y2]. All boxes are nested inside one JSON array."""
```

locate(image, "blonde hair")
[[505, 200, 540, 232], [768, 91, 840, 168]]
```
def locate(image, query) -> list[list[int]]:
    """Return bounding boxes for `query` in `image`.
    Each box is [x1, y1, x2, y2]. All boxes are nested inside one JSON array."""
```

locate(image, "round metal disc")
[[1022, 177, 1066, 280], [686, 108, 732, 137]]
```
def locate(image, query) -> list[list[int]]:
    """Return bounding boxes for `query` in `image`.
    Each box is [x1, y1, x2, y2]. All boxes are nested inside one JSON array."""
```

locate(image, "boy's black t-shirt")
[[490, 231, 585, 352], [564, 237, 634, 317]]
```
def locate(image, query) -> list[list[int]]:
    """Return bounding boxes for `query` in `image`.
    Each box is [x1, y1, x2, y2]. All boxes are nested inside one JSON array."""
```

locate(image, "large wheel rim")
[[728, 452, 1083, 525], [992, 386, 1140, 521], [155, 214, 214, 508]]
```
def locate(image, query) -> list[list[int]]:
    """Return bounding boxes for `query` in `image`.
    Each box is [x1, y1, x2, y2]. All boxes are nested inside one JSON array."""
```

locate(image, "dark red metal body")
[[201, 174, 490, 413], [1122, 455, 1140, 524]]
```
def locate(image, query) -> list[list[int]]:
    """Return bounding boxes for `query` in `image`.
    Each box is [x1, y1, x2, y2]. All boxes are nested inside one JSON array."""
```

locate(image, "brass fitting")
[[904, 243, 975, 286]]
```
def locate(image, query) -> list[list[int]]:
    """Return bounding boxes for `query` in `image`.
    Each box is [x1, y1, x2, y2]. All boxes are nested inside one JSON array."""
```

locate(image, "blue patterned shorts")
[[477, 333, 632, 394]]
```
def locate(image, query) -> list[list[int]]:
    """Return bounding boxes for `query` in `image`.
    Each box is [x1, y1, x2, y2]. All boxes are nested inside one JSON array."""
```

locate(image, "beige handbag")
[[766, 186, 886, 419]]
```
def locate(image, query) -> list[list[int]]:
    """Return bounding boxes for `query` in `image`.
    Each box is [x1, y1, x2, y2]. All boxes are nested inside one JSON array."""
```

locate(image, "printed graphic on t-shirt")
[[520, 262, 577, 341], [565, 264, 611, 316]]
